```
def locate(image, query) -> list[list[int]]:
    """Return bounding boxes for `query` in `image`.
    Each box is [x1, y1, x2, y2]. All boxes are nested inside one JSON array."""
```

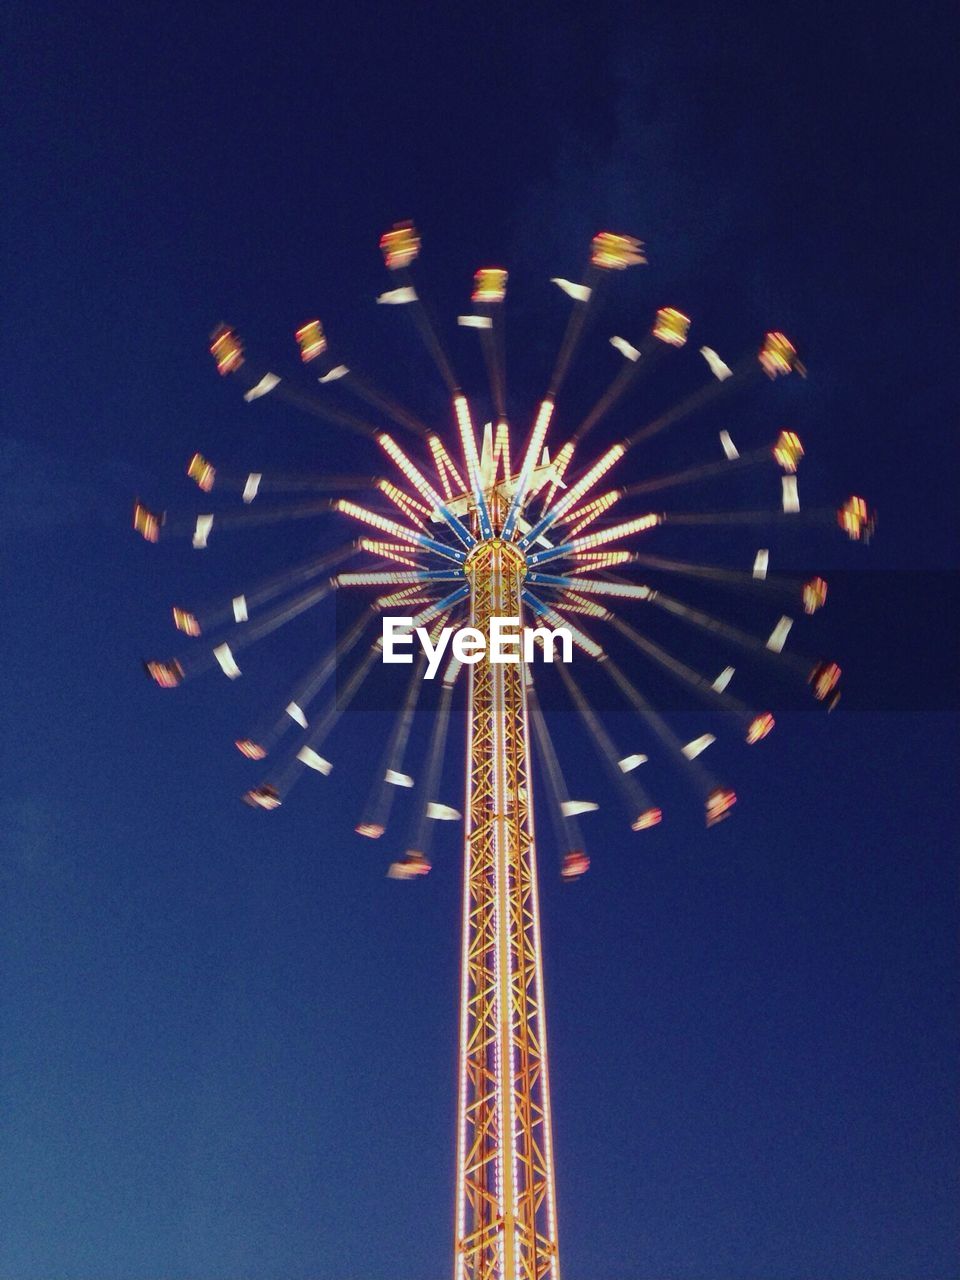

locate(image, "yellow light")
[[453, 395, 485, 499], [773, 430, 804, 473], [358, 538, 422, 568], [759, 331, 798, 378], [209, 324, 244, 375], [564, 580, 651, 600], [295, 319, 327, 362], [652, 307, 690, 347], [705, 787, 736, 826], [428, 434, 466, 500], [552, 443, 626, 523], [378, 432, 445, 513], [186, 452, 215, 492], [590, 231, 647, 270], [632, 807, 662, 830], [565, 489, 621, 536], [802, 576, 828, 614], [746, 713, 775, 744], [376, 479, 429, 528], [569, 512, 659, 551], [133, 502, 161, 543], [569, 550, 632, 571], [336, 499, 421, 544], [560, 593, 610, 619], [472, 268, 508, 303], [809, 661, 841, 701], [338, 572, 422, 586], [380, 221, 420, 269], [145, 659, 183, 688], [172, 607, 200, 637], [838, 495, 872, 541]]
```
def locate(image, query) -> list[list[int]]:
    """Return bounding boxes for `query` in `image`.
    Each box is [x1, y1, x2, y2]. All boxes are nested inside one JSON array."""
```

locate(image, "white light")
[[297, 746, 332, 774], [712, 666, 735, 692], [618, 753, 648, 772], [700, 346, 733, 380], [243, 372, 280, 402], [753, 549, 769, 580], [457, 315, 493, 329], [192, 514, 213, 549], [242, 473, 261, 503], [318, 364, 349, 383], [560, 800, 598, 816], [213, 643, 240, 678], [335, 500, 420, 545], [682, 733, 715, 760], [610, 335, 641, 361], [552, 443, 627, 523], [720, 430, 739, 460], [767, 616, 793, 653], [232, 594, 248, 622], [426, 802, 460, 820], [569, 511, 659, 552], [551, 277, 592, 302], [385, 769, 414, 787], [782, 475, 800, 512], [285, 701, 307, 728], [377, 286, 417, 305]]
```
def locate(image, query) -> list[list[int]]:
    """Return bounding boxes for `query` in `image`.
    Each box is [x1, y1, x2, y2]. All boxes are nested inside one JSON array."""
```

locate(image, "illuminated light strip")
[[192, 514, 213, 549], [558, 592, 609, 619], [502, 398, 554, 539], [409, 585, 469, 631], [569, 550, 632, 571], [523, 591, 605, 657], [358, 538, 422, 569], [377, 479, 429, 528], [712, 665, 735, 692], [379, 431, 475, 547], [335, 500, 466, 564], [453, 396, 493, 539], [428, 434, 466, 501], [213, 642, 240, 678], [782, 475, 800, 512], [565, 489, 622, 536], [753, 549, 769, 580], [338, 572, 427, 586], [232, 595, 248, 623], [539, 439, 575, 515], [242, 473, 261, 503], [520, 441, 627, 548], [493, 419, 512, 485], [527, 573, 652, 600], [376, 587, 431, 609], [528, 512, 660, 565]]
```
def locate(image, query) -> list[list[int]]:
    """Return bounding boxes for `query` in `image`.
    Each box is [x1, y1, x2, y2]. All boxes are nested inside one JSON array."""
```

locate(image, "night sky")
[[3, 5, 957, 1279]]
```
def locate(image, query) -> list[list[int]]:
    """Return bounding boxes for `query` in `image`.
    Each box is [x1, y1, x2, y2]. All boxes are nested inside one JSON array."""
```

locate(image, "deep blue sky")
[[2, 5, 957, 1278]]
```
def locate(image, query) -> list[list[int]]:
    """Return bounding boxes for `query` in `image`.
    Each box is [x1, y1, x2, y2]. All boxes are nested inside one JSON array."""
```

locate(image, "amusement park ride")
[[136, 224, 872, 1280]]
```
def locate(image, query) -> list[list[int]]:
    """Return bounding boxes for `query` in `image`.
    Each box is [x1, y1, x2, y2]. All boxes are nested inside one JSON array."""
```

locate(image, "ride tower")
[[455, 525, 559, 1277]]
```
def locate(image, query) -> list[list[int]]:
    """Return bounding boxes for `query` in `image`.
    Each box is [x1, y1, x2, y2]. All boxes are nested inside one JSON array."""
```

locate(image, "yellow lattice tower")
[[455, 538, 560, 1280]]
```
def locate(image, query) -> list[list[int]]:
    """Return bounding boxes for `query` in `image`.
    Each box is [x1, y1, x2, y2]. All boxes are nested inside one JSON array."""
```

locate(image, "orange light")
[[235, 739, 267, 761], [809, 661, 841, 701], [186, 452, 216, 492], [802, 576, 828, 614], [746, 712, 775, 744], [652, 307, 690, 347], [705, 787, 736, 826], [172, 607, 200, 637], [590, 231, 646, 270], [356, 822, 385, 839], [380, 221, 420, 270], [631, 808, 662, 831], [209, 324, 244, 375], [133, 501, 162, 543], [773, 430, 804, 473], [295, 319, 327, 362], [759, 331, 798, 378], [472, 268, 508, 304], [560, 851, 590, 880], [244, 784, 281, 810], [144, 659, 183, 689], [838, 495, 873, 541]]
